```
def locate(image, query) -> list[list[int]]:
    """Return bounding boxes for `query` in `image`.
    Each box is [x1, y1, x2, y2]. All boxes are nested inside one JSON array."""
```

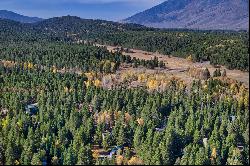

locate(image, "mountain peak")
[[0, 10, 43, 23], [124, 0, 249, 30]]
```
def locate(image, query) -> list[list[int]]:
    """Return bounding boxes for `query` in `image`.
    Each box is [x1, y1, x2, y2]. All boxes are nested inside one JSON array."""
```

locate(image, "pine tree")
[[117, 126, 125, 146], [133, 126, 143, 152], [20, 142, 33, 165], [203, 68, 211, 80], [222, 69, 227, 77], [102, 134, 109, 151], [77, 144, 93, 165], [5, 142, 16, 165], [195, 147, 209, 165], [31, 153, 42, 165], [0, 142, 5, 165], [63, 146, 77, 165]]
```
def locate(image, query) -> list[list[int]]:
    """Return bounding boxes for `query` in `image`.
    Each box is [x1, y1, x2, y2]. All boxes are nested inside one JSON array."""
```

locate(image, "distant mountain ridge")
[[0, 10, 43, 23], [124, 0, 249, 30]]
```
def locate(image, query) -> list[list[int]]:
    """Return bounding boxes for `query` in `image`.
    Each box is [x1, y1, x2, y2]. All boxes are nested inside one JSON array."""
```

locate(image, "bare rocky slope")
[[124, 0, 249, 30]]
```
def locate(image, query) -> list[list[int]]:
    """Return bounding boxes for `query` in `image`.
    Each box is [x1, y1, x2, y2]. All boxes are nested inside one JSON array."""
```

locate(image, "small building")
[[203, 138, 208, 147], [155, 127, 165, 132], [237, 143, 244, 152], [1, 108, 8, 117], [25, 103, 39, 115], [237, 145, 244, 152], [109, 146, 124, 158]]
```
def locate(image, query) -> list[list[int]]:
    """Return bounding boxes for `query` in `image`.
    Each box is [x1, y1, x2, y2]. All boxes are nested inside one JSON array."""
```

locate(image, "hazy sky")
[[0, 0, 166, 21]]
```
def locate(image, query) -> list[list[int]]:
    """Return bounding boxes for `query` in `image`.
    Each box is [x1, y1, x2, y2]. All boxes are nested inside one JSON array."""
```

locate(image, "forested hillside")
[[0, 16, 249, 165], [0, 17, 249, 71], [0, 10, 43, 23]]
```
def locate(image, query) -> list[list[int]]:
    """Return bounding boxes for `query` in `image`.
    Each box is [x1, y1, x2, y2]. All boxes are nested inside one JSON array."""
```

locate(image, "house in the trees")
[[237, 143, 244, 152], [109, 146, 124, 158], [25, 103, 39, 115], [1, 108, 8, 117], [155, 127, 165, 132], [155, 124, 166, 132], [203, 138, 208, 147]]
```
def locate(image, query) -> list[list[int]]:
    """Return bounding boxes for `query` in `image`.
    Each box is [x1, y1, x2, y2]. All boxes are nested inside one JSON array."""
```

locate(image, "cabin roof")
[[25, 103, 39, 115]]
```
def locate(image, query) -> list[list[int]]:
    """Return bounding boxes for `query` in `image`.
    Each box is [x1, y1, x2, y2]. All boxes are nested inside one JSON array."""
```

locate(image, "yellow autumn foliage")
[[85, 72, 95, 81], [138, 74, 146, 82], [186, 55, 193, 62], [203, 84, 208, 90], [51, 66, 57, 73], [137, 118, 144, 126], [51, 156, 59, 165], [2, 118, 8, 128], [27, 62, 33, 69], [97, 111, 109, 124], [147, 79, 158, 90], [3, 60, 15, 68], [116, 155, 124, 165], [178, 80, 186, 89], [64, 87, 69, 93], [125, 112, 132, 123], [94, 79, 101, 87], [23, 62, 28, 69], [128, 156, 144, 165], [55, 140, 60, 148], [84, 80, 91, 88], [114, 111, 122, 120], [92, 150, 99, 159], [230, 83, 238, 94], [14, 160, 20, 165], [211, 148, 217, 159]]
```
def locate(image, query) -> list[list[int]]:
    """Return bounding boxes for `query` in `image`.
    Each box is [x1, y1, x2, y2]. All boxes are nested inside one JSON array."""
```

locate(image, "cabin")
[[203, 138, 208, 147], [98, 153, 110, 159], [237, 143, 244, 152], [25, 103, 39, 115], [109, 146, 124, 158], [155, 127, 165, 132], [1, 108, 8, 117]]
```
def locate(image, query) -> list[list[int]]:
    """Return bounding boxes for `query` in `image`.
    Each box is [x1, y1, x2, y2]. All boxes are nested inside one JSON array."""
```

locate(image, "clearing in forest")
[[96, 44, 249, 88]]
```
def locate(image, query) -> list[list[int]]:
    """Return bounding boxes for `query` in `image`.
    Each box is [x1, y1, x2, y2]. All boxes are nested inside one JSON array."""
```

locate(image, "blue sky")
[[0, 0, 165, 21]]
